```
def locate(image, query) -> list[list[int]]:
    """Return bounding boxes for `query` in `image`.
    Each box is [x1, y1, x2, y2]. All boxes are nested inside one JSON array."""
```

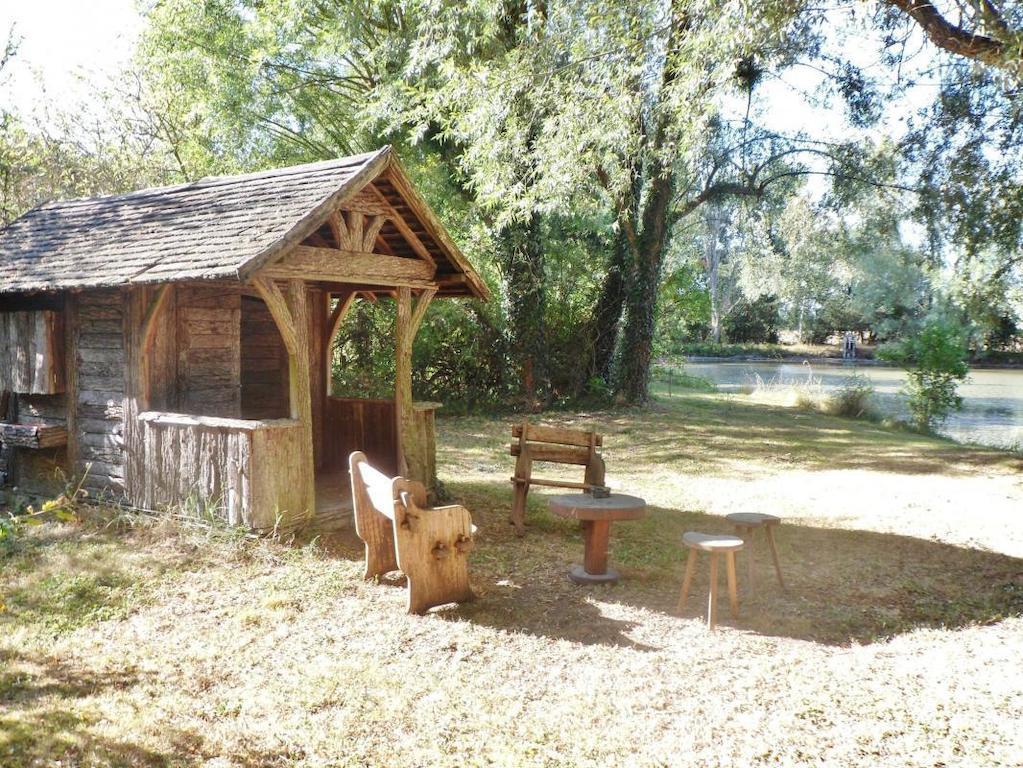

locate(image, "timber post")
[[394, 286, 436, 486], [254, 276, 316, 527]]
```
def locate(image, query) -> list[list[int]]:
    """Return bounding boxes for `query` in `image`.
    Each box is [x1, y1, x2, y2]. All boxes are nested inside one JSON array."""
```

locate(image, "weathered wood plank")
[[512, 423, 604, 447], [17, 394, 67, 426], [0, 311, 65, 394], [0, 423, 68, 449], [136, 411, 306, 529], [509, 442, 592, 465], [262, 245, 436, 285]]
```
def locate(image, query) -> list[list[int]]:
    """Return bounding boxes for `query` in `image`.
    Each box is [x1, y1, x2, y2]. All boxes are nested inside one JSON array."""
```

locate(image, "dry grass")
[[2, 391, 1023, 767]]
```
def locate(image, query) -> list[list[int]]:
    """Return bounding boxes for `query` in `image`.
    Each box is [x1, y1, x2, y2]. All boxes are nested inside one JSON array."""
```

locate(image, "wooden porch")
[[128, 284, 444, 532], [114, 153, 472, 529], [0, 148, 486, 529]]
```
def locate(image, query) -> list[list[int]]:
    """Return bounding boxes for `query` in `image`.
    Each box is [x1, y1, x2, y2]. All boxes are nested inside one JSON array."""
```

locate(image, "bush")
[[824, 375, 876, 419], [878, 319, 969, 430]]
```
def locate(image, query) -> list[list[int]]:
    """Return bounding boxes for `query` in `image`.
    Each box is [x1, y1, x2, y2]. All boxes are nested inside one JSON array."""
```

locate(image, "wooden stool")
[[677, 532, 744, 629], [725, 512, 785, 596]]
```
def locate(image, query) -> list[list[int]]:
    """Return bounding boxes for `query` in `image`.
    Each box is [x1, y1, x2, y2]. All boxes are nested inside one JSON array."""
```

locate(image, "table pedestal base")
[[568, 564, 620, 585]]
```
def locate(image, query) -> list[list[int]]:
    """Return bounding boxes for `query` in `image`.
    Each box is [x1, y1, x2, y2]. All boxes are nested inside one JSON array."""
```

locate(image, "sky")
[[0, 0, 142, 121]]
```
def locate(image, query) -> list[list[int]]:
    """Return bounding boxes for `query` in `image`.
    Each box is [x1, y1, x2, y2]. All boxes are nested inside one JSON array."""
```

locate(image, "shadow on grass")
[[0, 642, 311, 767], [407, 479, 1023, 648], [314, 504, 657, 650], [0, 648, 170, 767]]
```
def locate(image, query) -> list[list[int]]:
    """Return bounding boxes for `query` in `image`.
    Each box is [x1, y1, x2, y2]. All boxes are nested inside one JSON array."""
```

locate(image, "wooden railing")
[[138, 411, 308, 529]]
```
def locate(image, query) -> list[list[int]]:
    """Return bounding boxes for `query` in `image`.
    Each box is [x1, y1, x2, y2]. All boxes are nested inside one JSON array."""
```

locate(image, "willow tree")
[[133, 0, 1022, 406]]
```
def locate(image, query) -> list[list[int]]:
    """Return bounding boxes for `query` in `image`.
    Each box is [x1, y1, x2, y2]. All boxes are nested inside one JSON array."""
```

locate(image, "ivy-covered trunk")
[[499, 211, 552, 409], [587, 225, 629, 384], [613, 166, 675, 404]]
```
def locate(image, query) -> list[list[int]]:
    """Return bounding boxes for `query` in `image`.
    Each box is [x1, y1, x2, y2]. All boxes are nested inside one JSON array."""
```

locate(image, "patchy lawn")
[[2, 391, 1023, 767]]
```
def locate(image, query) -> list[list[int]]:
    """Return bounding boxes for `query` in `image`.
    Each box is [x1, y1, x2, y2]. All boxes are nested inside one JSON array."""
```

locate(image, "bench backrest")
[[351, 452, 398, 521], [512, 422, 602, 448], [510, 421, 602, 467]]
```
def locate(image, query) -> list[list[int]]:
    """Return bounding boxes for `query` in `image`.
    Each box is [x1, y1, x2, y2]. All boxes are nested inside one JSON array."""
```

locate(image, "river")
[[684, 359, 1023, 451]]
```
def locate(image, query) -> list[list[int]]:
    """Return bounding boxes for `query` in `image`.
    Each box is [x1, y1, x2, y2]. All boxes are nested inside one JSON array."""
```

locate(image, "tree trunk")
[[704, 205, 726, 343], [498, 211, 551, 409], [610, 0, 689, 403], [613, 168, 675, 403], [587, 225, 629, 383]]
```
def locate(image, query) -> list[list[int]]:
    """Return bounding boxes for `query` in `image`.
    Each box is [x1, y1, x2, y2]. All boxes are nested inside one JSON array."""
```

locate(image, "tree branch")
[[884, 0, 1020, 72]]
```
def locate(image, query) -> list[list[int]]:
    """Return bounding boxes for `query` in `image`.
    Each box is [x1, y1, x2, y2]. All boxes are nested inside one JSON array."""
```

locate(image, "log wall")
[[240, 295, 289, 419], [76, 289, 126, 495], [138, 411, 307, 529], [175, 285, 241, 417]]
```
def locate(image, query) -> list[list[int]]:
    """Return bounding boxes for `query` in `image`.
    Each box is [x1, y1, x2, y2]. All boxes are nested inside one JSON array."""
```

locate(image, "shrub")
[[878, 319, 969, 430], [824, 375, 876, 419]]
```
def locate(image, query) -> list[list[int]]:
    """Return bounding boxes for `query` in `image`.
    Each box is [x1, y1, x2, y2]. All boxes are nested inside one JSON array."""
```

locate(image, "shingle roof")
[[0, 146, 488, 299]]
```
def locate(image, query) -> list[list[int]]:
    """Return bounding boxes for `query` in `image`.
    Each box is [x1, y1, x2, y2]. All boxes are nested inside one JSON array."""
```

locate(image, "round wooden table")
[[549, 492, 646, 584]]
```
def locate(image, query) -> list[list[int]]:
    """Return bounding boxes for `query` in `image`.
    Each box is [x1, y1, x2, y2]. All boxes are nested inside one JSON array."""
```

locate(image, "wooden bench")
[[349, 450, 475, 614], [509, 420, 605, 536]]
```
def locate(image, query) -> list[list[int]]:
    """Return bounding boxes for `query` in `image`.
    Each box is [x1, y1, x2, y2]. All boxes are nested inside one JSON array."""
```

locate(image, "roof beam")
[[261, 245, 437, 288], [382, 159, 491, 301], [365, 183, 436, 267]]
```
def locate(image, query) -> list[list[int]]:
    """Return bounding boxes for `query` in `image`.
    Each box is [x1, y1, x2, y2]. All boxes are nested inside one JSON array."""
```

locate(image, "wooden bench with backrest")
[[509, 420, 606, 535], [349, 450, 475, 614]]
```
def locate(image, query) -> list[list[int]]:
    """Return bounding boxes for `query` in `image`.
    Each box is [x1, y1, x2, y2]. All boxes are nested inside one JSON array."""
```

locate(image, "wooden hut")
[[0, 147, 489, 530]]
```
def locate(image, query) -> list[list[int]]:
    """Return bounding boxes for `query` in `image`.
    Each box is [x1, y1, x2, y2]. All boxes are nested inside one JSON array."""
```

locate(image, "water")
[[684, 360, 1023, 451]]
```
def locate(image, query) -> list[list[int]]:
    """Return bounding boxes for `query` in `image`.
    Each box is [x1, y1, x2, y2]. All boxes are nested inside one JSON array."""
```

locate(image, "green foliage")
[[681, 342, 790, 359], [723, 295, 781, 344], [1, 479, 84, 557], [1, 0, 1020, 412], [655, 262, 711, 354], [879, 319, 970, 430]]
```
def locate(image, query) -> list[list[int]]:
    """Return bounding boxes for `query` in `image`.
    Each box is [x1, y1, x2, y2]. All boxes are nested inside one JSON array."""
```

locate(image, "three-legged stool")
[[725, 512, 785, 596], [677, 532, 744, 629]]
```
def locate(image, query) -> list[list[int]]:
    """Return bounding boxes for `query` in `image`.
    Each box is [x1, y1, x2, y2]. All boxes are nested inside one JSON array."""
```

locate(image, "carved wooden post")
[[286, 279, 316, 525], [395, 287, 413, 477], [394, 286, 436, 485], [254, 276, 316, 527], [123, 288, 146, 505]]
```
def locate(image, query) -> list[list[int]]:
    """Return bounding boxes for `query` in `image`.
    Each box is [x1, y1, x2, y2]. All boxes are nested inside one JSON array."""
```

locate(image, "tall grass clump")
[[823, 375, 877, 419], [744, 362, 823, 408]]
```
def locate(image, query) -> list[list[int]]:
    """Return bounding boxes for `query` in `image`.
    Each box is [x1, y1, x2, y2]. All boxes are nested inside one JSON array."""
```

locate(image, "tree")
[[16, 0, 1020, 412], [879, 317, 970, 430], [883, 0, 1023, 73]]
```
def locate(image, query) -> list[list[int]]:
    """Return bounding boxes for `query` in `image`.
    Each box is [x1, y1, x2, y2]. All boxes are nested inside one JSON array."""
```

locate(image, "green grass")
[[2, 391, 1022, 766]]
